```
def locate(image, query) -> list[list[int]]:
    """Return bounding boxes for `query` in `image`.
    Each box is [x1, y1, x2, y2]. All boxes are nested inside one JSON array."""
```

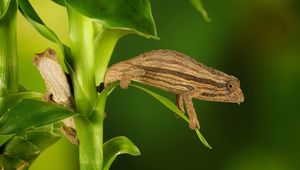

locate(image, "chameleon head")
[[195, 75, 244, 104], [223, 78, 244, 104]]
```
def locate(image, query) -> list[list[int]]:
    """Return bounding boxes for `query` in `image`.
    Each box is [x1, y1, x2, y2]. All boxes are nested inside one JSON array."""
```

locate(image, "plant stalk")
[[74, 115, 103, 170], [0, 0, 18, 97], [67, 5, 97, 112], [67, 5, 103, 170]]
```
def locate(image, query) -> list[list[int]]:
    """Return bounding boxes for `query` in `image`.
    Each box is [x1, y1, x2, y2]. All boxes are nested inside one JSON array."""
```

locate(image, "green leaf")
[[90, 82, 118, 118], [0, 0, 11, 20], [65, 0, 158, 39], [0, 155, 26, 170], [190, 0, 211, 22], [0, 134, 13, 146], [25, 125, 60, 151], [103, 136, 140, 170], [94, 28, 127, 85], [0, 92, 43, 116], [66, 57, 93, 115], [2, 136, 40, 162], [18, 0, 62, 46], [131, 84, 212, 149], [52, 0, 65, 6], [0, 125, 61, 169], [18, 0, 77, 82], [18, 0, 71, 64], [0, 99, 79, 135]]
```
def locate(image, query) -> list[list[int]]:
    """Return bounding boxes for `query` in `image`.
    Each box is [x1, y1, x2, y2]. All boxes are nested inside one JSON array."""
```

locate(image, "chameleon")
[[104, 50, 244, 129]]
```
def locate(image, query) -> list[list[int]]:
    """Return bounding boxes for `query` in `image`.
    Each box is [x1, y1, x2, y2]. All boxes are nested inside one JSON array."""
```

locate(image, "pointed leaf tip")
[[131, 83, 212, 149], [103, 136, 140, 170], [0, 0, 12, 20], [190, 0, 211, 22]]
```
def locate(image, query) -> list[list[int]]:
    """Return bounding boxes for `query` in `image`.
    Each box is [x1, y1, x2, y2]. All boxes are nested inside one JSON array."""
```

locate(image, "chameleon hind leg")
[[120, 68, 146, 89], [182, 93, 200, 129], [176, 94, 185, 117], [176, 94, 185, 113]]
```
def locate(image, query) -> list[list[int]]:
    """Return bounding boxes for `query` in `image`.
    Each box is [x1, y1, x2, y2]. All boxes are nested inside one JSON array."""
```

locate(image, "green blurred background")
[[16, 0, 300, 169]]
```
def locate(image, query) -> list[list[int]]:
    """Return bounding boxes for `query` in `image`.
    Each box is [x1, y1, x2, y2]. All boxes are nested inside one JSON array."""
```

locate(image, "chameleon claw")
[[189, 118, 200, 129]]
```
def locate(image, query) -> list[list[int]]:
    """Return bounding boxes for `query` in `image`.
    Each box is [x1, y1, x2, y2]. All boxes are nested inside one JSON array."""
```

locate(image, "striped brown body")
[[104, 50, 244, 129]]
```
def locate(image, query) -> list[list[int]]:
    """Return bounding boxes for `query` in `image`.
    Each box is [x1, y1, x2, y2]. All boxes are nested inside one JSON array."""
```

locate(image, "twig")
[[33, 48, 79, 145]]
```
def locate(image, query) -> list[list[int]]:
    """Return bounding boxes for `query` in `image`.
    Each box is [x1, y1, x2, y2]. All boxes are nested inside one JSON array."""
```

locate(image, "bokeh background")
[[16, 0, 300, 169]]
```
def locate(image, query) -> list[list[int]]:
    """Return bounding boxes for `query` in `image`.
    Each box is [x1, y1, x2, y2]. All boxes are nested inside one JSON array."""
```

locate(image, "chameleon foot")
[[183, 94, 200, 129]]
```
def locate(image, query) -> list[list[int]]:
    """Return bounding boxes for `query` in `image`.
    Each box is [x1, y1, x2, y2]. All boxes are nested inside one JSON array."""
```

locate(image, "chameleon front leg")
[[182, 93, 200, 129], [120, 75, 132, 89], [119, 68, 146, 89]]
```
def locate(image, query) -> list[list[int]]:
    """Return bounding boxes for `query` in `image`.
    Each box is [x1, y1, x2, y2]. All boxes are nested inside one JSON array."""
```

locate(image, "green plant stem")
[[67, 5, 103, 170], [74, 115, 103, 170], [73, 108, 104, 170], [0, 0, 18, 97], [67, 5, 97, 112], [94, 29, 126, 85]]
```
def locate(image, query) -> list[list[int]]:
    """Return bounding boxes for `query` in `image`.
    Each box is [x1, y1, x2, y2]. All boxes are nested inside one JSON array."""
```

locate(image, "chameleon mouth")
[[237, 89, 244, 104], [229, 89, 244, 104]]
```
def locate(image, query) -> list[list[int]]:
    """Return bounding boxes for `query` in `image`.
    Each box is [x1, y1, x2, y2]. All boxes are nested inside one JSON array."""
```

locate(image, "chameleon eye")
[[226, 81, 234, 91]]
